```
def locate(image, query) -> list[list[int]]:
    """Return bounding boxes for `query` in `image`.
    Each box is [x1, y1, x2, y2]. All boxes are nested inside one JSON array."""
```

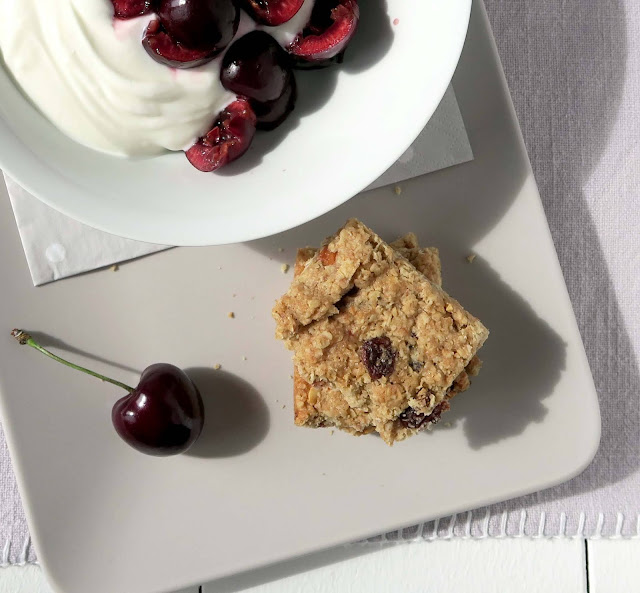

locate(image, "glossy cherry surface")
[[221, 32, 297, 130], [252, 77, 297, 130], [240, 0, 305, 26], [143, 20, 217, 69], [157, 0, 238, 52], [186, 98, 257, 172], [112, 363, 204, 456], [289, 0, 359, 66], [222, 32, 293, 103], [111, 0, 155, 19]]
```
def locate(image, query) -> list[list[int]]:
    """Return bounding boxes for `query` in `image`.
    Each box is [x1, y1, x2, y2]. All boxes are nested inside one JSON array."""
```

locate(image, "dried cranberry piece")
[[398, 401, 451, 430], [359, 337, 395, 380]]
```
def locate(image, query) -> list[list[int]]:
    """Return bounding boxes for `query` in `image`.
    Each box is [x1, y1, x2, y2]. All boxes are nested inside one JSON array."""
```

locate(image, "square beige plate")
[[0, 3, 599, 593]]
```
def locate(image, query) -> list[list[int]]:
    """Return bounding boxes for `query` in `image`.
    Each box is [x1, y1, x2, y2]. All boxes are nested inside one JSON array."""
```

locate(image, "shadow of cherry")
[[184, 367, 270, 458]]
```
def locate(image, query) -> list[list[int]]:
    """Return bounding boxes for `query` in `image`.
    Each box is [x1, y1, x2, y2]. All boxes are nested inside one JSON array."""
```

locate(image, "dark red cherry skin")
[[111, 0, 155, 19], [253, 75, 297, 130], [289, 0, 359, 66], [186, 99, 257, 172], [240, 0, 305, 26], [157, 0, 239, 52], [142, 20, 217, 69], [112, 363, 204, 456], [293, 52, 344, 70], [221, 32, 293, 104]]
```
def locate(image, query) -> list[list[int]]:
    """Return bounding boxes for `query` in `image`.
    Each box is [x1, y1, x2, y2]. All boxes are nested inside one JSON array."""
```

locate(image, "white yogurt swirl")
[[0, 0, 314, 157]]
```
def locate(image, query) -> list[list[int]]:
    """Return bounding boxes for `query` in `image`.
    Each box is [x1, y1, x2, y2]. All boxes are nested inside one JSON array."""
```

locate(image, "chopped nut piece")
[[228, 312, 235, 319], [318, 246, 337, 266], [308, 387, 319, 405], [281, 263, 290, 274], [109, 264, 119, 272], [394, 185, 402, 195], [466, 254, 477, 264], [214, 364, 221, 370]]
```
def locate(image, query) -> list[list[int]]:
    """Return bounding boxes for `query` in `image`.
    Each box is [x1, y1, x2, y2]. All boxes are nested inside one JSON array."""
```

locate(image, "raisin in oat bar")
[[273, 219, 489, 445], [292, 235, 481, 441]]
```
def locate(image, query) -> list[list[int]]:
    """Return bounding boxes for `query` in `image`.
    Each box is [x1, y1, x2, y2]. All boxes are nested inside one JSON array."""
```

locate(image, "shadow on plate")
[[481, 0, 638, 507], [184, 367, 270, 458], [217, 0, 393, 175], [26, 331, 140, 376], [440, 256, 566, 448], [316, 253, 565, 449]]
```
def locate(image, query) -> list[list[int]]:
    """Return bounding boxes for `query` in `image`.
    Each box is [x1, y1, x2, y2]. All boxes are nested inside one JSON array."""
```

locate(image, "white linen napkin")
[[6, 86, 472, 286]]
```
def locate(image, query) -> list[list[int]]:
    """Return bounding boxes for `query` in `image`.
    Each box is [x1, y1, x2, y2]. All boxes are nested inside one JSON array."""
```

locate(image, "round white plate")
[[0, 0, 471, 246]]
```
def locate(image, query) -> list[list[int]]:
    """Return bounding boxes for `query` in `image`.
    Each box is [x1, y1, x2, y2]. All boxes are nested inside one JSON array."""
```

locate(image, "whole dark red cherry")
[[157, 0, 238, 53], [221, 31, 293, 104], [11, 330, 204, 457], [112, 363, 204, 456]]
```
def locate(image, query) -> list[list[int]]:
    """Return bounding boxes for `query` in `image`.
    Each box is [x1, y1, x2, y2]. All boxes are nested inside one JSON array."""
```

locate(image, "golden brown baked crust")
[[276, 220, 488, 444], [290, 232, 483, 443]]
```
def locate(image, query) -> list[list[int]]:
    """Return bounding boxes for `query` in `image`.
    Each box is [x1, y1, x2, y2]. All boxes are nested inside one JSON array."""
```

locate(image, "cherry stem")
[[11, 329, 134, 393]]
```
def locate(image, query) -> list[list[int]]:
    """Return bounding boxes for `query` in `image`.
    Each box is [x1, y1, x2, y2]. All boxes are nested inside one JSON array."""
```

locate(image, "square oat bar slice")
[[273, 219, 489, 445], [292, 235, 481, 441]]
